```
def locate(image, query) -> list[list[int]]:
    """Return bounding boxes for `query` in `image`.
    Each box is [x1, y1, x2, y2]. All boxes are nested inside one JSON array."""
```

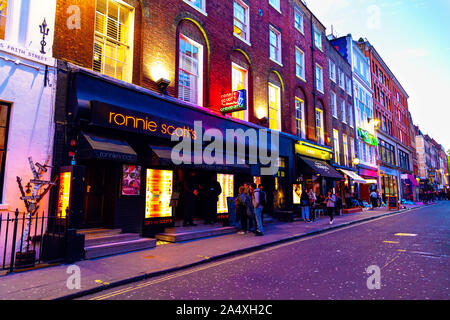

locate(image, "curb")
[[56, 204, 434, 300]]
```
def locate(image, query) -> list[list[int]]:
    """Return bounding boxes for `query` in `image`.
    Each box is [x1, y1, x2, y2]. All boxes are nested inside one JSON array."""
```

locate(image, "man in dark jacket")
[[183, 171, 198, 227], [205, 175, 222, 224]]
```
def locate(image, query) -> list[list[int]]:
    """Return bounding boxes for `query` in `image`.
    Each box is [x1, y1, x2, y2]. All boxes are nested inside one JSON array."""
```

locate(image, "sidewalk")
[[0, 203, 429, 300]]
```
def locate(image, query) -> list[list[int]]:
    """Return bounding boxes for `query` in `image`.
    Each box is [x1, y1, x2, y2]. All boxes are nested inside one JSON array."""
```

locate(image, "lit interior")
[[217, 174, 234, 214], [293, 183, 302, 205], [145, 169, 173, 219], [57, 172, 71, 219]]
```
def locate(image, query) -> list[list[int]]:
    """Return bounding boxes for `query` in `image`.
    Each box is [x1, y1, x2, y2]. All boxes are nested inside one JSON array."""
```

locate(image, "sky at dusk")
[[306, 0, 450, 151]]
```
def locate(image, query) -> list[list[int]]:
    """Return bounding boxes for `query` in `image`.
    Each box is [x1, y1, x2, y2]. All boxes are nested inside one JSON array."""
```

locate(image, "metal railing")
[[0, 209, 67, 273]]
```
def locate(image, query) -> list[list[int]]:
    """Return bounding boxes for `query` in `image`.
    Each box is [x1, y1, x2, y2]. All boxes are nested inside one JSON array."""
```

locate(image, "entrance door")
[[83, 161, 116, 228]]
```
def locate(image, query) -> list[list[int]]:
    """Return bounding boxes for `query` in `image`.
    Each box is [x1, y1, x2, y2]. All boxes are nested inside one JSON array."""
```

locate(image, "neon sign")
[[358, 128, 378, 146], [220, 90, 247, 114]]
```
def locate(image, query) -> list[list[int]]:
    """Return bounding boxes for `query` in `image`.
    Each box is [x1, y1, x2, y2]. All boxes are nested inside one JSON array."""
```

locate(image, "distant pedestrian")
[[335, 193, 343, 216], [258, 184, 267, 225], [370, 190, 378, 210], [308, 189, 316, 221], [251, 183, 264, 236], [244, 183, 255, 232], [236, 186, 249, 234], [325, 190, 336, 225], [300, 189, 311, 222]]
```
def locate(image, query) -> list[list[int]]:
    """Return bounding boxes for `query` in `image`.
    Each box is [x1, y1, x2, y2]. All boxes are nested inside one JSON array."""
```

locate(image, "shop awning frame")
[[298, 156, 344, 180], [78, 132, 138, 163], [339, 169, 368, 184]]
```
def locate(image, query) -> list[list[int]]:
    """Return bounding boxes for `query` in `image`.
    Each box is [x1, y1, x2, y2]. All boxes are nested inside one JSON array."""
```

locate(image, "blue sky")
[[307, 0, 450, 151]]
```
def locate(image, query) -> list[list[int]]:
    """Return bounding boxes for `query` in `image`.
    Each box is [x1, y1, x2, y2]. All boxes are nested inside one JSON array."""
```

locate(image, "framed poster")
[[122, 164, 142, 196]]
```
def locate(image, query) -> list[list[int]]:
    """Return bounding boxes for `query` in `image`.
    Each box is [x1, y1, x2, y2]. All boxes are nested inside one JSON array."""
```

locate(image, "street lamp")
[[353, 158, 360, 166]]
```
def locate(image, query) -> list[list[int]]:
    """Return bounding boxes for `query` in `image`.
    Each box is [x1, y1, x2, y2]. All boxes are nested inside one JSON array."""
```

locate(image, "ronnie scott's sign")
[[220, 90, 247, 114]]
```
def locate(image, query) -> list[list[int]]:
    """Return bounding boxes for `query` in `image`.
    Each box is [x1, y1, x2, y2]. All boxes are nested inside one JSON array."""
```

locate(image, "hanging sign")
[[358, 128, 378, 146], [220, 90, 247, 114]]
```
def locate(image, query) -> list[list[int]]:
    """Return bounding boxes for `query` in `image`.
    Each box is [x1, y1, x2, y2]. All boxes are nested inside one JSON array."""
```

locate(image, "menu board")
[[217, 174, 234, 214], [122, 164, 141, 196], [56, 171, 71, 219], [388, 196, 398, 210], [145, 169, 173, 219]]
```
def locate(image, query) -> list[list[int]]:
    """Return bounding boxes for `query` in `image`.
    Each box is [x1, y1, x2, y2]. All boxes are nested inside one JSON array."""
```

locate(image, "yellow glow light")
[[150, 63, 170, 83], [255, 107, 267, 120], [145, 169, 173, 219], [394, 233, 418, 237], [217, 174, 234, 214], [57, 172, 71, 219]]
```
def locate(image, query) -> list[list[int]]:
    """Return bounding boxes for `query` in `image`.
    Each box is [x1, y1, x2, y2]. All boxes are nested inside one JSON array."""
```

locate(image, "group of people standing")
[[299, 189, 343, 225], [235, 183, 267, 236]]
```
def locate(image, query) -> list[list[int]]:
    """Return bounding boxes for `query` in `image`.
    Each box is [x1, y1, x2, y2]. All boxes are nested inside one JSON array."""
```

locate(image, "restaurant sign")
[[295, 142, 333, 161], [220, 90, 247, 114], [358, 128, 378, 146]]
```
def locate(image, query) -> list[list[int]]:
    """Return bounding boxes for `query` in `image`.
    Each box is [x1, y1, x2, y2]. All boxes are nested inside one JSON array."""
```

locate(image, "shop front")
[[379, 166, 399, 204], [294, 141, 344, 206], [358, 167, 379, 203], [400, 173, 419, 202], [337, 169, 368, 207], [54, 69, 282, 236]]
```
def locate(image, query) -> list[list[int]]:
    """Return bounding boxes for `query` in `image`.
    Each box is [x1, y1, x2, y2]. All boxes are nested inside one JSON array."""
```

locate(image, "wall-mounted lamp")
[[156, 78, 170, 95], [353, 158, 360, 165], [257, 117, 268, 126], [368, 118, 380, 128]]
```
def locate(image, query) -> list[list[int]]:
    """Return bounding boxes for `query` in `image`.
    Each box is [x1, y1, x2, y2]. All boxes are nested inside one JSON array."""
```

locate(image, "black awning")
[[298, 156, 344, 180], [78, 133, 137, 163], [150, 145, 250, 173]]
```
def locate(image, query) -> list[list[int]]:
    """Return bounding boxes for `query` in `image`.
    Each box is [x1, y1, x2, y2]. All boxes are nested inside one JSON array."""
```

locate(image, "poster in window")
[[122, 164, 142, 196]]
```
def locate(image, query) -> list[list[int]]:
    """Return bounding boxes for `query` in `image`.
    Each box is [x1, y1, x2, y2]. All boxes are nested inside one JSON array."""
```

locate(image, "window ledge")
[[233, 34, 251, 46], [269, 4, 282, 15], [295, 27, 304, 35], [270, 58, 283, 67], [183, 0, 208, 16], [296, 75, 306, 83]]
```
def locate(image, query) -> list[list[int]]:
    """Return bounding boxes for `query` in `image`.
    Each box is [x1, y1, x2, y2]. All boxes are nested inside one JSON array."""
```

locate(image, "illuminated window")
[[316, 108, 324, 145], [314, 26, 322, 51], [295, 47, 305, 80], [178, 34, 203, 106], [294, 6, 304, 33], [269, 26, 282, 64], [333, 130, 340, 165], [0, 103, 10, 202], [0, 0, 7, 40], [183, 0, 206, 14], [269, 0, 280, 12], [145, 169, 173, 219], [233, 0, 249, 43], [350, 137, 355, 165], [295, 97, 305, 139], [343, 134, 348, 166], [268, 83, 281, 131], [93, 0, 134, 82], [331, 92, 337, 118], [315, 64, 323, 93], [231, 63, 248, 121], [217, 174, 234, 214]]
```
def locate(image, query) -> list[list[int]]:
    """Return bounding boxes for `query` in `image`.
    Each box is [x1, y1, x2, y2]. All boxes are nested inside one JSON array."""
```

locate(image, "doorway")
[[83, 160, 117, 228]]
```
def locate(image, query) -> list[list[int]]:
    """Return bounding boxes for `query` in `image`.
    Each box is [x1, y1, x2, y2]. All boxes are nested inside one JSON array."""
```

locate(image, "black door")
[[83, 161, 116, 228]]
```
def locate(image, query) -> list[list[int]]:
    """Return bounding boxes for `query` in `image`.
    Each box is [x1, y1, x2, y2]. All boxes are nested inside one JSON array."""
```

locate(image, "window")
[[269, 0, 280, 12], [0, 103, 10, 202], [350, 137, 355, 165], [349, 105, 354, 128], [315, 64, 323, 93], [295, 97, 305, 139], [184, 0, 206, 14], [294, 6, 304, 33], [343, 134, 348, 166], [231, 63, 248, 121], [0, 0, 7, 40], [341, 100, 346, 123], [333, 130, 340, 165], [233, 0, 249, 43], [295, 47, 305, 80], [93, 0, 134, 82], [339, 70, 345, 89], [178, 34, 203, 106], [314, 27, 322, 51], [331, 92, 337, 118], [315, 108, 324, 145], [346, 78, 352, 95], [329, 59, 336, 82], [269, 26, 282, 64], [268, 83, 281, 131]]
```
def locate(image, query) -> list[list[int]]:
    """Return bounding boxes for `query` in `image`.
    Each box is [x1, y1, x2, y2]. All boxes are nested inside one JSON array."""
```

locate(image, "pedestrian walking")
[[300, 189, 311, 222], [236, 186, 249, 234], [244, 183, 255, 232], [251, 183, 264, 236], [325, 190, 336, 225], [335, 193, 343, 216], [258, 184, 267, 225], [370, 190, 378, 210], [308, 189, 316, 221]]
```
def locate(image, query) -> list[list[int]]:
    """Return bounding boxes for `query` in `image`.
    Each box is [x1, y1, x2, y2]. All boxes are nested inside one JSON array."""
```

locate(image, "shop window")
[[315, 108, 324, 145], [333, 129, 340, 165], [269, 26, 282, 64], [233, 0, 249, 43], [178, 34, 203, 106], [217, 174, 234, 214], [268, 82, 281, 131], [0, 0, 7, 40], [93, 0, 134, 82], [0, 103, 10, 203], [145, 169, 173, 219], [231, 63, 248, 121], [295, 97, 305, 139]]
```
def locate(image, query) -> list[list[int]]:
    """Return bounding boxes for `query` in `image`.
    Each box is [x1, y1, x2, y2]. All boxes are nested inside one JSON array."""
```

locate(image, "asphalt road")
[[82, 202, 450, 300]]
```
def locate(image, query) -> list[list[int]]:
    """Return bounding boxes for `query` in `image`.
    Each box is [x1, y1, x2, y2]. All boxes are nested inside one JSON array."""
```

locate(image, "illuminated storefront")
[[145, 169, 173, 219], [56, 172, 71, 219], [217, 174, 234, 215]]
